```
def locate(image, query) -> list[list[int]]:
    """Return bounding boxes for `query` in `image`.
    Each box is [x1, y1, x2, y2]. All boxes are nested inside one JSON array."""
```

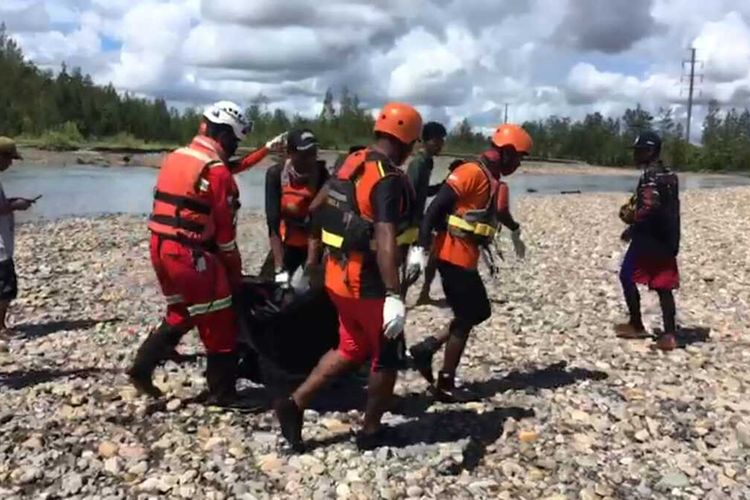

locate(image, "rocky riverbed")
[[0, 187, 749, 499]]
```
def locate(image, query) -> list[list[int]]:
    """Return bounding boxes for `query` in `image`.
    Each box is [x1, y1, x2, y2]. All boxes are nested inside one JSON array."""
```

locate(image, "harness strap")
[[154, 190, 211, 215]]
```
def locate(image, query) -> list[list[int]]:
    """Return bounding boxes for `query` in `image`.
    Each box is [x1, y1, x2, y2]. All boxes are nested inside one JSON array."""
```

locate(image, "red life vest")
[[148, 144, 222, 245]]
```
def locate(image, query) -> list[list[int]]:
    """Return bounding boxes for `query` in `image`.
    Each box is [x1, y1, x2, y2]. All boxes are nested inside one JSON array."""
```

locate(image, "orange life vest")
[[446, 159, 507, 245], [319, 149, 414, 298], [148, 145, 222, 245], [279, 161, 318, 247]]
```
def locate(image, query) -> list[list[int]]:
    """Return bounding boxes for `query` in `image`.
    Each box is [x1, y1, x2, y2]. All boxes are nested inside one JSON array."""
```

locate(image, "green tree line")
[[1, 24, 749, 170]]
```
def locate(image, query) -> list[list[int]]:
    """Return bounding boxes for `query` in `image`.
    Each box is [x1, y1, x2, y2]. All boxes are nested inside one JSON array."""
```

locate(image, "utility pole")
[[681, 48, 703, 143], [503, 103, 509, 123]]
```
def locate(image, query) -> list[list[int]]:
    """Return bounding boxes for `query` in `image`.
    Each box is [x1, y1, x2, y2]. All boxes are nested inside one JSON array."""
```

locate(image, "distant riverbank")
[[13, 145, 750, 178]]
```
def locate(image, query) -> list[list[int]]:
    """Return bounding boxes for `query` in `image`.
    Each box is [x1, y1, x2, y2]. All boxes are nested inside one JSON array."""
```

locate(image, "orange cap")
[[491, 124, 533, 154], [373, 102, 423, 144]]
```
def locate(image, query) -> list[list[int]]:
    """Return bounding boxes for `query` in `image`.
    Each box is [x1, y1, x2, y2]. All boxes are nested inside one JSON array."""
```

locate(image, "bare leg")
[[291, 349, 357, 409], [0, 300, 10, 337], [362, 369, 397, 434]]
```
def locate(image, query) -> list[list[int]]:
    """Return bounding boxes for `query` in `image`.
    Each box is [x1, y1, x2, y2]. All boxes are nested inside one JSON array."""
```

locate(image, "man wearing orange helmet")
[[273, 103, 422, 451], [406, 124, 532, 402]]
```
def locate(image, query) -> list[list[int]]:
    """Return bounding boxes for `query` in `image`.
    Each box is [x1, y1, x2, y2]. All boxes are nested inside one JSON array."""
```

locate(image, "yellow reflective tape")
[[396, 227, 418, 245], [447, 216, 496, 237], [187, 296, 233, 316], [447, 215, 475, 231], [473, 224, 496, 237], [218, 239, 237, 251], [321, 229, 344, 249], [376, 161, 385, 177]]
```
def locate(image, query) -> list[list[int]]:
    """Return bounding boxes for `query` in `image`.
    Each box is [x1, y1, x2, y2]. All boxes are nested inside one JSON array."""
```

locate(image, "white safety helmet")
[[202, 101, 253, 141]]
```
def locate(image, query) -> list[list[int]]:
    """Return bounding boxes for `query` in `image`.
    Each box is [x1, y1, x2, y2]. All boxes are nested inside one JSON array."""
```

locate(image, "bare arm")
[[374, 222, 400, 294]]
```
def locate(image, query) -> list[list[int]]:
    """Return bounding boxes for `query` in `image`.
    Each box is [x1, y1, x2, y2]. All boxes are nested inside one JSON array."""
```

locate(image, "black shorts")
[[437, 260, 491, 326], [0, 259, 18, 301]]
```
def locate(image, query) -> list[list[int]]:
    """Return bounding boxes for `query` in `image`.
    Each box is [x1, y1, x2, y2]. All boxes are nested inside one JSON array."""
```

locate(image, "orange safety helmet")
[[373, 102, 423, 145], [491, 124, 533, 155]]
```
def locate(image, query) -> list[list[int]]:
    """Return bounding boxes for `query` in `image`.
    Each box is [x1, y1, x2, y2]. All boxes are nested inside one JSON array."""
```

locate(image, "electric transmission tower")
[[681, 48, 703, 143]]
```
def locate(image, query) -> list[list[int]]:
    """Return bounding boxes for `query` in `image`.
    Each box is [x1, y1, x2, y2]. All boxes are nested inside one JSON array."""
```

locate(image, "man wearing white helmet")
[[197, 101, 286, 174], [128, 101, 279, 406]]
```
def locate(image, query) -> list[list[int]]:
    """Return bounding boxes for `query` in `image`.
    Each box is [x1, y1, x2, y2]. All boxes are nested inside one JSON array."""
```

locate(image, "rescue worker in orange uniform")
[[264, 129, 329, 285], [406, 124, 531, 402], [273, 103, 422, 451], [128, 101, 285, 404]]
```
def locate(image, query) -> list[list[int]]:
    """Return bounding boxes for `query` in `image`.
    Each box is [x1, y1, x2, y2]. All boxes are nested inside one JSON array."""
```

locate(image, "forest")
[[1, 25, 748, 170]]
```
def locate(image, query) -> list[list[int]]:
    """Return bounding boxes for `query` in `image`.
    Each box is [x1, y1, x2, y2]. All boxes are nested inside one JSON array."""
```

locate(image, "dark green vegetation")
[[1, 25, 748, 170]]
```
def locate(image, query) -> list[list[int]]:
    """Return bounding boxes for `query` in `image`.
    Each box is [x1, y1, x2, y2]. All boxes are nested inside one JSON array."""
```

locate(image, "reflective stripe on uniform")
[[199, 178, 210, 192], [321, 229, 344, 249], [165, 294, 184, 305], [324, 227, 417, 250], [218, 239, 237, 252], [396, 227, 418, 246], [187, 296, 233, 317]]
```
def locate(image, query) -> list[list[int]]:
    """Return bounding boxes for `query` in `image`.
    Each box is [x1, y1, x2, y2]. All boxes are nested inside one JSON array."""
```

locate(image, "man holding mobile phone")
[[0, 137, 38, 346]]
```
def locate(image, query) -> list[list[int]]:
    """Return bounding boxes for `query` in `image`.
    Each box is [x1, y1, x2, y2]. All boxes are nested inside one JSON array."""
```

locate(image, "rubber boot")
[[433, 370, 477, 403], [273, 397, 304, 452], [409, 336, 441, 385], [127, 322, 184, 398], [203, 353, 264, 411], [204, 353, 239, 406]]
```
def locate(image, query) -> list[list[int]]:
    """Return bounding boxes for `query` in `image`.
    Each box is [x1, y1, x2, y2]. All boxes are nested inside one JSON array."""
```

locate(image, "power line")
[[681, 48, 703, 143]]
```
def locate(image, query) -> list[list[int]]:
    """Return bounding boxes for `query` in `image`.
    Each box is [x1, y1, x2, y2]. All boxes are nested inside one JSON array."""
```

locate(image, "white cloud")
[[3, 0, 750, 143]]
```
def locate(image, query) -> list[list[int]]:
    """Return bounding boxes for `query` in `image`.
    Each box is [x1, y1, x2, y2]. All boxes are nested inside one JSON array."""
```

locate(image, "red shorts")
[[633, 255, 680, 290], [150, 235, 237, 353], [328, 291, 385, 370]]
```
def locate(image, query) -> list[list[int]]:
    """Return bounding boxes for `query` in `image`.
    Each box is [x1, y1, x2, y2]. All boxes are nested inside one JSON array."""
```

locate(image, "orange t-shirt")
[[434, 162, 492, 270]]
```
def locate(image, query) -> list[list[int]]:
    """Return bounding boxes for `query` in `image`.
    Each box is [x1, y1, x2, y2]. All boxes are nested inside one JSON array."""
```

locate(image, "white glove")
[[274, 269, 290, 287], [265, 132, 287, 150], [511, 228, 526, 259], [290, 267, 310, 293], [382, 294, 406, 340], [406, 246, 428, 282]]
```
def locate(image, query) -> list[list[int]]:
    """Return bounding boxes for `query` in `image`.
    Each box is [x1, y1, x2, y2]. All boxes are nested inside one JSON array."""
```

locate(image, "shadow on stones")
[[303, 361, 607, 417], [407, 297, 449, 311], [676, 326, 710, 347], [305, 406, 535, 472], [652, 326, 711, 348], [0, 367, 110, 390], [462, 361, 608, 399], [14, 317, 121, 340]]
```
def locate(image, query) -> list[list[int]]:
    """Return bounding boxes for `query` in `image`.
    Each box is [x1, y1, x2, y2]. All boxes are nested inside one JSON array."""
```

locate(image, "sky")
[[2, 0, 750, 141]]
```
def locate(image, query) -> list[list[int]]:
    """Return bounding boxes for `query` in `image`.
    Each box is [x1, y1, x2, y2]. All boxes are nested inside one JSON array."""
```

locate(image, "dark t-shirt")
[[371, 176, 404, 224], [406, 152, 434, 218]]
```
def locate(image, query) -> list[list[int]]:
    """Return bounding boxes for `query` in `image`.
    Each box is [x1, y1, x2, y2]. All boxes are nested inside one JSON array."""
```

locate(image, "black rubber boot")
[[202, 353, 264, 412], [204, 353, 239, 406], [433, 370, 477, 403], [409, 336, 441, 385], [127, 322, 184, 398], [274, 397, 304, 452]]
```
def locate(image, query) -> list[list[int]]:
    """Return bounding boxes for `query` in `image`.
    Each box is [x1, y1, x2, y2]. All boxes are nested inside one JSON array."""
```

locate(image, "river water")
[[4, 164, 750, 220]]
